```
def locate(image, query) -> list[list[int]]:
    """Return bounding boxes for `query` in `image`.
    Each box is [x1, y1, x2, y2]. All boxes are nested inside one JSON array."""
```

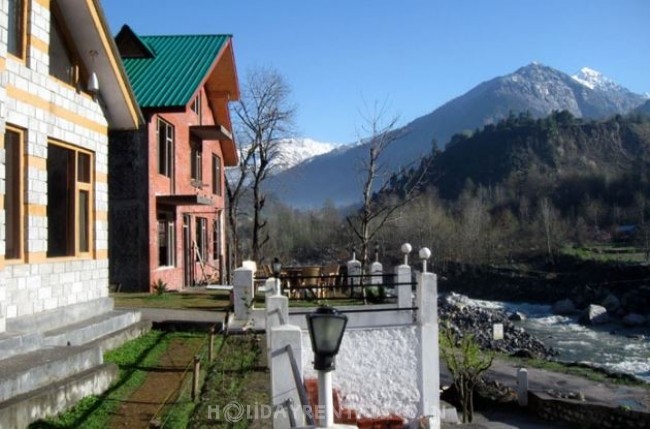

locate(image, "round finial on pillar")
[[419, 247, 432, 272], [401, 243, 412, 265]]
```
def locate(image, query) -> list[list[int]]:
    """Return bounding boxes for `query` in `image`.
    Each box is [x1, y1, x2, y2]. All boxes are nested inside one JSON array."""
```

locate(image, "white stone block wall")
[[301, 326, 420, 420], [1, 2, 111, 324]]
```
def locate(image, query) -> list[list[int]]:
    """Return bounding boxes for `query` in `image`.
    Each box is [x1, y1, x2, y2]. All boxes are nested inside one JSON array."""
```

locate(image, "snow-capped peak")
[[273, 138, 337, 171], [571, 67, 621, 92]]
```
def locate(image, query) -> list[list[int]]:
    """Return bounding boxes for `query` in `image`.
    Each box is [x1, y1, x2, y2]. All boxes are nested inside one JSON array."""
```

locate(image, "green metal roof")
[[121, 33, 231, 108]]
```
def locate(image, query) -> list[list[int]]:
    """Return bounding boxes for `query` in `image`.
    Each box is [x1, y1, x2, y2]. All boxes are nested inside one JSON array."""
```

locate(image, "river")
[[468, 298, 650, 382]]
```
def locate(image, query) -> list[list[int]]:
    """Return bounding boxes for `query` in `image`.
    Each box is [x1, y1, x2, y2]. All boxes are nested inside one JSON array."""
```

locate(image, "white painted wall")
[[301, 326, 420, 419]]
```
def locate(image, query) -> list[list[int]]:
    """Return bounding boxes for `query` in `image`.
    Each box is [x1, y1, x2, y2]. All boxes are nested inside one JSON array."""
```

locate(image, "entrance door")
[[183, 215, 194, 287]]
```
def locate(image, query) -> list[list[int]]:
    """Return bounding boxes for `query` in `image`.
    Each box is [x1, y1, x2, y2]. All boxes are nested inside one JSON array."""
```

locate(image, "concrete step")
[[0, 362, 117, 429], [43, 309, 141, 347], [6, 297, 114, 333], [0, 345, 102, 402], [0, 331, 42, 361], [90, 319, 152, 354]]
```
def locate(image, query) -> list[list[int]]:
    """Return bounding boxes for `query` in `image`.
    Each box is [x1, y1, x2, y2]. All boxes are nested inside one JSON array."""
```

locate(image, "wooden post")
[[209, 326, 215, 362], [192, 355, 201, 401]]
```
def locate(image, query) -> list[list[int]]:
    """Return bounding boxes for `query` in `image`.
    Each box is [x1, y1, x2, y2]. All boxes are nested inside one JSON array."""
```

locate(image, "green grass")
[[112, 290, 232, 310], [29, 330, 205, 429], [189, 333, 269, 429], [561, 244, 648, 264]]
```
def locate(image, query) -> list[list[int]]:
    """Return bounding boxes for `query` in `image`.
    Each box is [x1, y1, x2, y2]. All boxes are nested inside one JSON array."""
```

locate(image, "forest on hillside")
[[254, 111, 650, 268]]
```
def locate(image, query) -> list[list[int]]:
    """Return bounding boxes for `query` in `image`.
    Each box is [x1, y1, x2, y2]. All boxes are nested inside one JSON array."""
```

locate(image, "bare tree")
[[227, 67, 295, 266], [346, 101, 430, 269]]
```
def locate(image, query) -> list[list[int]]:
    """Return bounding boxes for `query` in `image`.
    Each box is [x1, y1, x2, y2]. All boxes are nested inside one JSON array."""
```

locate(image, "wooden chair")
[[301, 266, 323, 299]]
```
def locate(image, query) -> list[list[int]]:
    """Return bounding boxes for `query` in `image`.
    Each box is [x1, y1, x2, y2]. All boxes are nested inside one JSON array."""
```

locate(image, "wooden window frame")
[[157, 211, 176, 267], [211, 154, 222, 196], [46, 140, 94, 259], [4, 125, 25, 262], [157, 118, 174, 178], [7, 0, 27, 60]]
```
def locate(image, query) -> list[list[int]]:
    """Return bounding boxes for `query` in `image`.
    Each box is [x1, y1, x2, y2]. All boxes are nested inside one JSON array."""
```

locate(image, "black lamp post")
[[306, 306, 348, 427]]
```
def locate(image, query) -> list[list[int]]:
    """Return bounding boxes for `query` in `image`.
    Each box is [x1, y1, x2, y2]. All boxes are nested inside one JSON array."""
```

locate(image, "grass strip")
[[189, 333, 270, 429]]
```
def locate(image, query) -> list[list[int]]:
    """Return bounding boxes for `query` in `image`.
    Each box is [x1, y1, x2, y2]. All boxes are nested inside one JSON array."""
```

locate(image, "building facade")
[[110, 25, 239, 292], [0, 0, 140, 333]]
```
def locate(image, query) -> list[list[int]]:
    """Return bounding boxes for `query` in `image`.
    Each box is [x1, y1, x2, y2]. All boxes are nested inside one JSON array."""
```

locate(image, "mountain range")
[[267, 63, 648, 208]]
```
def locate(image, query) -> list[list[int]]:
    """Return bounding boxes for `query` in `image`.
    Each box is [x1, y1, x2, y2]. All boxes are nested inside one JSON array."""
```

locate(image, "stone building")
[[109, 25, 240, 292], [0, 0, 145, 426]]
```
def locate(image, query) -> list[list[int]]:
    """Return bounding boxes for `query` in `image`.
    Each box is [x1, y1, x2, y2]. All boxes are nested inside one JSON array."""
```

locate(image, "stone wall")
[[1, 1, 113, 325], [529, 391, 650, 429]]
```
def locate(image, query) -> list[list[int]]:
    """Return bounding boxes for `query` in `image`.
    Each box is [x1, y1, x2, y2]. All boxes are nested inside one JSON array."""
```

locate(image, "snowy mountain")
[[273, 138, 337, 172], [267, 63, 648, 208], [571, 67, 623, 92]]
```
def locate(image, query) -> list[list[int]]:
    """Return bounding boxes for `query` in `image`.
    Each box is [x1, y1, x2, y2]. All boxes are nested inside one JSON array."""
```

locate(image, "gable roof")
[[56, 0, 142, 130], [116, 25, 232, 109]]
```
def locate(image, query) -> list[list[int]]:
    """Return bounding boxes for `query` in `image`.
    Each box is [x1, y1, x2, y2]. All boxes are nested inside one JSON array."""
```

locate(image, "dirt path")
[[108, 335, 204, 428]]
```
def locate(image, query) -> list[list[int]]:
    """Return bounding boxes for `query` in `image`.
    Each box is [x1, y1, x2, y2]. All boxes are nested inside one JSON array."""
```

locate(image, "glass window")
[[191, 139, 202, 184], [7, 0, 24, 58], [158, 118, 174, 177], [212, 154, 222, 196], [157, 212, 175, 266], [49, 8, 76, 84], [47, 142, 93, 257], [212, 217, 221, 261], [5, 127, 23, 259], [195, 217, 207, 261]]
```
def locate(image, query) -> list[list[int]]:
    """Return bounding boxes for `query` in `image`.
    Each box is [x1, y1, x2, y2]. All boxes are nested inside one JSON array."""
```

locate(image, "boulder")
[[579, 304, 609, 325], [508, 311, 526, 321], [601, 293, 621, 313], [552, 298, 576, 315], [622, 313, 646, 327]]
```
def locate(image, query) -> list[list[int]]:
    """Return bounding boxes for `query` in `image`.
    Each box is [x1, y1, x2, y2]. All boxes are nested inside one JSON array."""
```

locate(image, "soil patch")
[[108, 334, 204, 428]]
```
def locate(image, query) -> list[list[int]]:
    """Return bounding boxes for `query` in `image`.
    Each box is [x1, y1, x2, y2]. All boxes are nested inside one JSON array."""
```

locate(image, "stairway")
[[0, 297, 150, 428]]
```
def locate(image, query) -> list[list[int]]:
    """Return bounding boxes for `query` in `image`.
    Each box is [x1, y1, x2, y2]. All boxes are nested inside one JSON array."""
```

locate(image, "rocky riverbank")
[[439, 292, 556, 359]]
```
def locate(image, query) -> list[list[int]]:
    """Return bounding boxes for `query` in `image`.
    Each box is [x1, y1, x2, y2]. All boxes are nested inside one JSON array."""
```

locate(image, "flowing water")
[[468, 298, 650, 382]]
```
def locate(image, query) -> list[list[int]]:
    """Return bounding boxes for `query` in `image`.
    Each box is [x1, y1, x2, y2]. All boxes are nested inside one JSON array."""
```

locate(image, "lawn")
[[111, 290, 232, 310], [561, 244, 649, 264]]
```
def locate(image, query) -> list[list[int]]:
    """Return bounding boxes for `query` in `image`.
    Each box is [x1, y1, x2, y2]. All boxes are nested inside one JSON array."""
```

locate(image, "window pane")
[[158, 214, 168, 266], [7, 0, 24, 57], [212, 155, 222, 195], [5, 129, 21, 259], [78, 152, 91, 183], [49, 11, 75, 83], [47, 145, 74, 256], [78, 190, 89, 252]]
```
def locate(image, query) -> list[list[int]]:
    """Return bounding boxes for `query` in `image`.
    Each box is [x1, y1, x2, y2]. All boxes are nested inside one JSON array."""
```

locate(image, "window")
[[191, 93, 202, 119], [49, 5, 77, 84], [212, 154, 222, 195], [158, 118, 174, 177], [47, 142, 93, 257], [157, 212, 175, 267], [5, 127, 24, 260], [195, 217, 207, 262], [212, 217, 221, 261], [7, 0, 25, 58], [191, 139, 202, 184]]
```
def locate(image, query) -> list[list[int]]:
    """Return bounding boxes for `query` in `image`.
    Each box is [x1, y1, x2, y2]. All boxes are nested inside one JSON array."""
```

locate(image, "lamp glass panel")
[[311, 316, 346, 354]]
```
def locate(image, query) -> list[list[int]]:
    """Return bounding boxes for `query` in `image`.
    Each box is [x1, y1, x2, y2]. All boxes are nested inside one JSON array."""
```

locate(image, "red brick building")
[[109, 26, 239, 291]]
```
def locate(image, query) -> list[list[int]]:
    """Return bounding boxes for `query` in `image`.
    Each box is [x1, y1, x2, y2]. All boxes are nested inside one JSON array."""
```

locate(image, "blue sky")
[[103, 0, 650, 145]]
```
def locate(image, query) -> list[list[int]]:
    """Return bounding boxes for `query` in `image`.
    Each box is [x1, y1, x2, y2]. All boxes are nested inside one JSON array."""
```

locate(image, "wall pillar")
[[232, 267, 254, 320], [416, 271, 440, 428], [270, 324, 305, 428], [395, 264, 412, 310]]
